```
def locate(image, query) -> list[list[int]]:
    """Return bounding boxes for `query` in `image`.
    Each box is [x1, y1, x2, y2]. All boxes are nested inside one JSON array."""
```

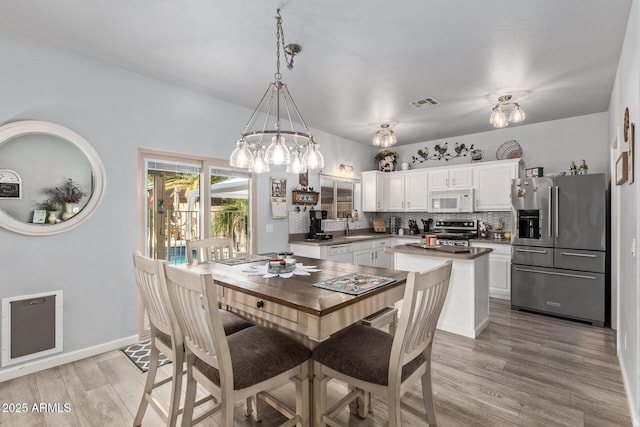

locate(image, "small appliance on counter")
[[306, 209, 332, 240], [422, 218, 433, 233], [373, 216, 386, 233], [408, 219, 421, 235]]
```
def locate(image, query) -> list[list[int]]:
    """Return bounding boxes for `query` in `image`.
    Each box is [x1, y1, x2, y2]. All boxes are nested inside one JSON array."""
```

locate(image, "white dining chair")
[[164, 264, 311, 427], [131, 252, 253, 427], [186, 237, 234, 264], [312, 260, 453, 427]]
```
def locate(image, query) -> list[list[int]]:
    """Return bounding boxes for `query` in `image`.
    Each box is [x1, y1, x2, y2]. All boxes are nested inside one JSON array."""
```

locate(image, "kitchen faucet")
[[345, 213, 352, 236]]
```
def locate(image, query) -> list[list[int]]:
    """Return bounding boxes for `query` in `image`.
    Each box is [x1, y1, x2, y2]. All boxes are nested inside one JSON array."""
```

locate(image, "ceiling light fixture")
[[229, 9, 323, 174], [489, 95, 526, 128], [373, 123, 397, 147]]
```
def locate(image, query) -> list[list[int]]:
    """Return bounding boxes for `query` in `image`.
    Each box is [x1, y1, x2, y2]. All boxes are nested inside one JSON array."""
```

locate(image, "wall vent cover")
[[410, 97, 440, 108]]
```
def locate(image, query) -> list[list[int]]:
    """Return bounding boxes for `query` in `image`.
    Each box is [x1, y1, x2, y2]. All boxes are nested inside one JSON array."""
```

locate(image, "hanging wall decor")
[[411, 143, 475, 163]]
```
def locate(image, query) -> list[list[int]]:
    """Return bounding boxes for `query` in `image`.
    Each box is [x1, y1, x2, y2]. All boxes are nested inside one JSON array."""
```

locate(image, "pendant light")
[[229, 9, 323, 173]]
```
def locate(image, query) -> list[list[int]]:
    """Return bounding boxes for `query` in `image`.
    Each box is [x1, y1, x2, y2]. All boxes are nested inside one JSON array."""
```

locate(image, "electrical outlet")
[[266, 224, 273, 233]]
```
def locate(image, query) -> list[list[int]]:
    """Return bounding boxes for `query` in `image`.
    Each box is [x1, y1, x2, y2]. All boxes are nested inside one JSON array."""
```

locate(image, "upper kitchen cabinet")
[[428, 168, 473, 190], [362, 170, 385, 212], [385, 170, 428, 211], [474, 159, 522, 211]]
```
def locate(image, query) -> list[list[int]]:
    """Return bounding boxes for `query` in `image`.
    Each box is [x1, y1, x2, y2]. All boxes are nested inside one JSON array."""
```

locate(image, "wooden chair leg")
[[295, 372, 310, 427], [220, 390, 235, 427], [180, 361, 197, 427], [167, 349, 183, 427], [421, 371, 437, 426], [313, 364, 328, 427], [388, 392, 403, 427], [133, 340, 159, 426]]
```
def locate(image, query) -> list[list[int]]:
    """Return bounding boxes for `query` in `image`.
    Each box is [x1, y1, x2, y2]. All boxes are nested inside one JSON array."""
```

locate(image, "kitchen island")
[[387, 244, 492, 338]]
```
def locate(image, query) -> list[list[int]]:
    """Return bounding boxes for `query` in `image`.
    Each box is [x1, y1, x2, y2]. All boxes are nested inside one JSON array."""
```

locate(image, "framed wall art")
[[0, 169, 22, 199], [629, 123, 635, 184], [616, 151, 628, 185]]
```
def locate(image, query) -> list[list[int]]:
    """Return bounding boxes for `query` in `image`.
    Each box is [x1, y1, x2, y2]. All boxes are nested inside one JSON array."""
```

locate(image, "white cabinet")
[[470, 241, 511, 300], [362, 170, 385, 212], [352, 239, 393, 269], [474, 159, 520, 211], [384, 170, 428, 211], [427, 168, 473, 190]]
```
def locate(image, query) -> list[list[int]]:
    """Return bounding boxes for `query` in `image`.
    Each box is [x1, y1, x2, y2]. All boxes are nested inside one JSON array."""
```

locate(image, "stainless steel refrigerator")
[[510, 173, 608, 326]]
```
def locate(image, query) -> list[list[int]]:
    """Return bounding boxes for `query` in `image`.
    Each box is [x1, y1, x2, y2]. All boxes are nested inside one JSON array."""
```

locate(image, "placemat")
[[312, 273, 396, 295], [214, 254, 270, 265]]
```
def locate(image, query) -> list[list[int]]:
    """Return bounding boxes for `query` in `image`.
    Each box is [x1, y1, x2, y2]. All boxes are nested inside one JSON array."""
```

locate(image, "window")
[[320, 175, 360, 219]]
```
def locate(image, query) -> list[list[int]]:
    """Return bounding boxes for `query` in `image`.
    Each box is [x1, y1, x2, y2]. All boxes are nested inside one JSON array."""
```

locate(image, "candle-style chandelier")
[[230, 9, 324, 173]]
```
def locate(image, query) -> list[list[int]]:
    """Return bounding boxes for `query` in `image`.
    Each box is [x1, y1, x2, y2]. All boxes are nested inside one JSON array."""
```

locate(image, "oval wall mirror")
[[0, 120, 106, 236]]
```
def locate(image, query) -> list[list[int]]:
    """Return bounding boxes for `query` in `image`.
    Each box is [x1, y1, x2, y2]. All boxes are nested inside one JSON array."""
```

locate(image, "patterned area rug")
[[121, 341, 171, 372]]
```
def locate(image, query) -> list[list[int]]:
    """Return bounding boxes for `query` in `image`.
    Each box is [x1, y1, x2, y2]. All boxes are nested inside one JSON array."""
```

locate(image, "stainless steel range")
[[433, 219, 478, 246]]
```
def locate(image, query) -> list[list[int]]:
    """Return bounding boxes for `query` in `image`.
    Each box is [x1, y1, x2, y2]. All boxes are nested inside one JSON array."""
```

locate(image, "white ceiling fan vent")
[[409, 97, 439, 109]]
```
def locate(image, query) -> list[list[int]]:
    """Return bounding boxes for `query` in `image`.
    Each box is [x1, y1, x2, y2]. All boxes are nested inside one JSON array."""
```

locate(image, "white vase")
[[62, 203, 77, 220], [47, 211, 60, 224]]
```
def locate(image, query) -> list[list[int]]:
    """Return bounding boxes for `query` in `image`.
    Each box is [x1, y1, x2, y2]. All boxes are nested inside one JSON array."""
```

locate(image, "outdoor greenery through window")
[[146, 163, 250, 264]]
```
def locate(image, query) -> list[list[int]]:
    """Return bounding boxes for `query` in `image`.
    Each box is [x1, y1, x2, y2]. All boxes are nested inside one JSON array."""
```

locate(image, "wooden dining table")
[[175, 255, 409, 425], [177, 255, 408, 349]]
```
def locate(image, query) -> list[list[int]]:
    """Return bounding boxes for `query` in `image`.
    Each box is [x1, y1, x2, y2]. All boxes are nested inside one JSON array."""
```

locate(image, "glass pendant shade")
[[492, 107, 508, 128], [286, 147, 307, 173], [230, 140, 254, 169], [303, 141, 325, 169], [509, 104, 525, 123], [373, 124, 397, 147], [265, 135, 290, 165], [252, 146, 270, 173]]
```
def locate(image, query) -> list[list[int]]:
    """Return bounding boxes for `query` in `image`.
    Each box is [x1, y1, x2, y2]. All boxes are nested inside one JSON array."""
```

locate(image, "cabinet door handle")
[[515, 248, 548, 254], [256, 300, 265, 308], [560, 252, 597, 258], [514, 267, 596, 280], [546, 301, 561, 307]]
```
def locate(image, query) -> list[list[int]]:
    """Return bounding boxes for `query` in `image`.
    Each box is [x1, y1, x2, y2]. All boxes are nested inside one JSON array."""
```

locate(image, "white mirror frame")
[[0, 121, 106, 236]]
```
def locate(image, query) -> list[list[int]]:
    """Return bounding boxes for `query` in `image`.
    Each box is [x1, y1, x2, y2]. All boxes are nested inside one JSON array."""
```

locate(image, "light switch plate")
[[266, 223, 273, 233]]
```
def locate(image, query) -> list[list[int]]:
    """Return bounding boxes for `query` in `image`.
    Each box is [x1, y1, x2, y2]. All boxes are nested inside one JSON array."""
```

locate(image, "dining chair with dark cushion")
[[164, 264, 312, 427], [312, 260, 453, 427], [131, 252, 253, 427]]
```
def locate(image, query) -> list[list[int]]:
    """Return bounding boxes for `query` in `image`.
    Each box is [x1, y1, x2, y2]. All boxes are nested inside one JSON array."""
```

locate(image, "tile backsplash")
[[289, 208, 511, 234]]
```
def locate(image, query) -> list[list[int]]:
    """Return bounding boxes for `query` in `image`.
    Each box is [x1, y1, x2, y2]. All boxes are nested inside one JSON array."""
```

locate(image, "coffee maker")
[[306, 210, 332, 240]]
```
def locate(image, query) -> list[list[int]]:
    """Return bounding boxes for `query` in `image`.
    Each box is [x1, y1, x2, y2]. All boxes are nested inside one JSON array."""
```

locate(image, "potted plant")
[[35, 198, 62, 224], [45, 178, 87, 220], [374, 150, 399, 172]]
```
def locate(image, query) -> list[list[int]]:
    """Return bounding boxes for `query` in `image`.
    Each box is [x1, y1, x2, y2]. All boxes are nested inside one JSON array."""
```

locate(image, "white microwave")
[[428, 188, 475, 213]]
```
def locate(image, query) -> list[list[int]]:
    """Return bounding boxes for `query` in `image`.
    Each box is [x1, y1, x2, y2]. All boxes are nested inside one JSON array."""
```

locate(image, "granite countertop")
[[386, 243, 492, 260], [289, 230, 423, 246]]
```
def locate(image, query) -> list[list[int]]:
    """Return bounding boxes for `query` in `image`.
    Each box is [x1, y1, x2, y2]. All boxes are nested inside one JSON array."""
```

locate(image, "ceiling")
[[0, 0, 632, 146]]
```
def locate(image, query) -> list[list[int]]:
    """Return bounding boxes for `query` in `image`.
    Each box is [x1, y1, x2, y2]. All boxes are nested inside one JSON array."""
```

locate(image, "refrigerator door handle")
[[514, 267, 597, 280], [515, 248, 548, 254], [560, 251, 598, 258], [554, 186, 559, 238], [548, 186, 553, 237]]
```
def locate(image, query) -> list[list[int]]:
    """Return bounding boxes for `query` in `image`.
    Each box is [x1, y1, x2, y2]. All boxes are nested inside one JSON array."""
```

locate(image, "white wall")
[[608, 0, 640, 423], [391, 112, 609, 176], [0, 32, 371, 372]]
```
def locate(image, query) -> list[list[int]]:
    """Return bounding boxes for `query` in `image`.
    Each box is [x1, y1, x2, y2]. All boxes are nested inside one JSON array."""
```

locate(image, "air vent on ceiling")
[[409, 97, 440, 109]]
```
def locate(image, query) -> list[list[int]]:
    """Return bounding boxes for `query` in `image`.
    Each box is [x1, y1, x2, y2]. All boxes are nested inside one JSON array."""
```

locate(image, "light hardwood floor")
[[0, 299, 631, 426]]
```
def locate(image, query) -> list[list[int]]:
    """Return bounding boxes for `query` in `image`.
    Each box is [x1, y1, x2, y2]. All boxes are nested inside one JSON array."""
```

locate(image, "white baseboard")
[[0, 335, 138, 383], [438, 316, 490, 339], [618, 349, 640, 427]]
